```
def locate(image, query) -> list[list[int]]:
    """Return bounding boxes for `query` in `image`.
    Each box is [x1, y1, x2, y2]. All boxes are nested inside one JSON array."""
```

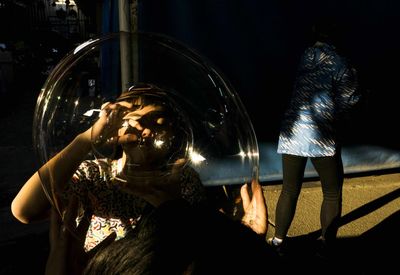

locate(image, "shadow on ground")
[[280, 210, 400, 274], [1, 211, 398, 274]]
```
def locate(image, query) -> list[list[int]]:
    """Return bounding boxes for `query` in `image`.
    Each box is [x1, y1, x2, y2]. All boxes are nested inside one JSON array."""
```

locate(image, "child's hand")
[[240, 180, 268, 236], [90, 102, 130, 146]]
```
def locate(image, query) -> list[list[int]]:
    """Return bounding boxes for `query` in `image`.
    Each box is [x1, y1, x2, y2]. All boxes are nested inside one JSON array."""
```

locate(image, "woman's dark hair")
[[83, 205, 195, 275], [312, 16, 339, 44]]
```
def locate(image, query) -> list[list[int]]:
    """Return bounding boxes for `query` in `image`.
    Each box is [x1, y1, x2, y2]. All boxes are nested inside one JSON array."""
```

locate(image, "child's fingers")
[[251, 179, 265, 201], [240, 183, 251, 210], [100, 102, 111, 110]]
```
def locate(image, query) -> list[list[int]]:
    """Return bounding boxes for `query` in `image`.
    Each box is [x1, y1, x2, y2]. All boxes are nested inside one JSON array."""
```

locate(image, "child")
[[12, 83, 207, 251]]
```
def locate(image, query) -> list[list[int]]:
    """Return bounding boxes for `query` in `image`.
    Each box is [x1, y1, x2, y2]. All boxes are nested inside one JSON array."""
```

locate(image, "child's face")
[[119, 102, 176, 170]]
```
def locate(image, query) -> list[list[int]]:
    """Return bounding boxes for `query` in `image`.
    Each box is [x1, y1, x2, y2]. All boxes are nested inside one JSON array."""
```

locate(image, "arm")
[[11, 129, 92, 223], [11, 102, 130, 223], [335, 63, 360, 117]]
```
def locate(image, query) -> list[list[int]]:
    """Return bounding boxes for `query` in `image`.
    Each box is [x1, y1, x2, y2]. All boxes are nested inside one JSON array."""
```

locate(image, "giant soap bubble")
[[33, 31, 259, 218], [90, 83, 194, 182]]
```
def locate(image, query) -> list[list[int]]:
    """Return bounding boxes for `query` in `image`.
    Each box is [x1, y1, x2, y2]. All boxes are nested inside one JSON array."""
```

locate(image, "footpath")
[[263, 172, 400, 274]]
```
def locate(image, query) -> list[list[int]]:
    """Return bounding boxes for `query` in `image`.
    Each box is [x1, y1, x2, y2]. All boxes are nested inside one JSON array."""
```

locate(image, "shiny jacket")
[[278, 42, 359, 157]]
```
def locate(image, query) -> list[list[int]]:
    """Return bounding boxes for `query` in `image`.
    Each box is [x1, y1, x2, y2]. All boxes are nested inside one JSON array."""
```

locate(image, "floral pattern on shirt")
[[64, 158, 206, 251]]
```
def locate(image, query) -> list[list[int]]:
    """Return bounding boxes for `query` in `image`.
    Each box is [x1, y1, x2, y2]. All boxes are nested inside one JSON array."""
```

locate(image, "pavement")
[[264, 173, 400, 274], [1, 90, 400, 274]]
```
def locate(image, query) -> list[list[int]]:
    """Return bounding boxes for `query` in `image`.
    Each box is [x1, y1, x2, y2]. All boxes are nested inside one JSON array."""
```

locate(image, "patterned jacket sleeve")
[[334, 62, 360, 119]]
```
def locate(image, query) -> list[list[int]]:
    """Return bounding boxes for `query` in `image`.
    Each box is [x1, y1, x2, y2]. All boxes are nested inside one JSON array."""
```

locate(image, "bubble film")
[[90, 84, 193, 181], [33, 32, 259, 218]]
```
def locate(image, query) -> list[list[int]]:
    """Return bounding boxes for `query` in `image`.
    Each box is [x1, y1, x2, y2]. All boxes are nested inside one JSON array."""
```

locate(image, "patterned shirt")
[[278, 42, 360, 157], [65, 159, 207, 251]]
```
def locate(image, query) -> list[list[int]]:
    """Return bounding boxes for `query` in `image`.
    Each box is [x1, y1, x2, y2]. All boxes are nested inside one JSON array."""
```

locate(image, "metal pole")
[[131, 0, 139, 83], [119, 0, 132, 90]]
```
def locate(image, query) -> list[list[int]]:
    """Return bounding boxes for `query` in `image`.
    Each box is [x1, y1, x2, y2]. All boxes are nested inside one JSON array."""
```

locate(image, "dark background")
[[1, 0, 399, 147], [0, 1, 399, 274], [138, 0, 400, 148]]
